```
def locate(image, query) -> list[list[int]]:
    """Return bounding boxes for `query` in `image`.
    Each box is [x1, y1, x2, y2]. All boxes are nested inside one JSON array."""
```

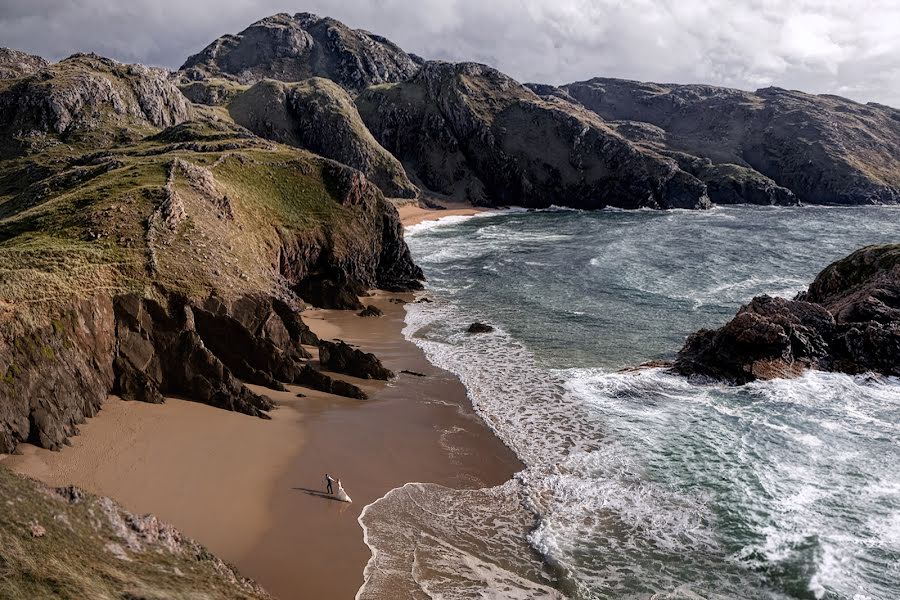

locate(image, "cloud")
[[0, 0, 897, 107]]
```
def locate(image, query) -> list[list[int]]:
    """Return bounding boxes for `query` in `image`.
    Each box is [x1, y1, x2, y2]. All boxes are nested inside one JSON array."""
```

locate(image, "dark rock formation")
[[113, 294, 275, 417], [229, 77, 418, 198], [180, 12, 421, 92], [319, 339, 393, 380], [563, 78, 900, 205], [358, 305, 383, 317], [675, 244, 900, 383], [295, 364, 367, 399], [0, 297, 115, 453], [0, 48, 48, 80], [467, 322, 495, 334], [356, 61, 710, 210]]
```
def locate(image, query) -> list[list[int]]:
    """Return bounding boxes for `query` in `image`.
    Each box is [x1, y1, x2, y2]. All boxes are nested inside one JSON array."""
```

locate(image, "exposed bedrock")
[[675, 244, 900, 383], [0, 291, 375, 454], [356, 61, 710, 210], [0, 297, 115, 453], [282, 164, 424, 309], [319, 339, 394, 380], [562, 78, 900, 205]]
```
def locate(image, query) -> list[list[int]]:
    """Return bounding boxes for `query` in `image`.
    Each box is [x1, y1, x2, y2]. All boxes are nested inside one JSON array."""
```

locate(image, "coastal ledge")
[[674, 244, 900, 384]]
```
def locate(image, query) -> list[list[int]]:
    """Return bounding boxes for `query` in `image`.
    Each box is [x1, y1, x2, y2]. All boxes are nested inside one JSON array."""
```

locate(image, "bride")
[[335, 479, 352, 503]]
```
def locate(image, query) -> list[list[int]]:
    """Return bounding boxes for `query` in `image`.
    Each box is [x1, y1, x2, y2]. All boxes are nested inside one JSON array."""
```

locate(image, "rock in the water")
[[358, 305, 383, 317], [675, 244, 900, 383], [467, 322, 494, 334], [318, 339, 393, 380]]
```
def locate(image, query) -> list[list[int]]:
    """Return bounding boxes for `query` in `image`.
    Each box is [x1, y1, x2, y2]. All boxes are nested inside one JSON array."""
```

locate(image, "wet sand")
[[397, 200, 486, 227], [2, 293, 521, 599]]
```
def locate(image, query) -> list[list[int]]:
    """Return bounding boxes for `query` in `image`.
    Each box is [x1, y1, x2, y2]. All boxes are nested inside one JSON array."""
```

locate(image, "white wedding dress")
[[335, 481, 352, 503]]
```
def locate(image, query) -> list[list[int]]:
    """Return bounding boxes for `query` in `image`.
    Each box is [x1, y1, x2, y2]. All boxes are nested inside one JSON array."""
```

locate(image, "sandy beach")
[[397, 199, 486, 227], [2, 292, 521, 599]]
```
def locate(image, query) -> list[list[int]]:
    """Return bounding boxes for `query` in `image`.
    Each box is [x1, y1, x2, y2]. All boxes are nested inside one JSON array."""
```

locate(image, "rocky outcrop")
[[0, 467, 271, 599], [675, 244, 900, 383], [319, 339, 394, 380], [0, 53, 192, 157], [180, 12, 421, 92], [0, 48, 48, 80], [563, 78, 900, 205], [356, 61, 710, 209], [467, 322, 494, 333], [0, 297, 115, 453], [230, 78, 418, 198], [358, 305, 383, 317]]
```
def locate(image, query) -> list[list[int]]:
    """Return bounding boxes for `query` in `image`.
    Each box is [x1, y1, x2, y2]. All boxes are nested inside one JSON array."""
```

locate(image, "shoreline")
[[1, 291, 521, 599], [397, 199, 486, 227]]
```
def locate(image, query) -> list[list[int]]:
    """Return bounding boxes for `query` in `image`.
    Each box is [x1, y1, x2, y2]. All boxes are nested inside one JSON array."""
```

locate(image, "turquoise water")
[[359, 206, 900, 600]]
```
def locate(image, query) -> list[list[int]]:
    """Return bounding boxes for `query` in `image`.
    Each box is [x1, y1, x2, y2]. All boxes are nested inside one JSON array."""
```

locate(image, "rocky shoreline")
[[675, 244, 900, 383]]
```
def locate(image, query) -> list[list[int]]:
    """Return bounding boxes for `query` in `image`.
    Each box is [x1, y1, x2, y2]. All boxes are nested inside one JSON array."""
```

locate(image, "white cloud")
[[0, 0, 898, 107]]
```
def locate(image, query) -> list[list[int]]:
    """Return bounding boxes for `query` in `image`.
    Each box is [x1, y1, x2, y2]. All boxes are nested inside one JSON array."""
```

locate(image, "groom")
[[325, 473, 335, 495]]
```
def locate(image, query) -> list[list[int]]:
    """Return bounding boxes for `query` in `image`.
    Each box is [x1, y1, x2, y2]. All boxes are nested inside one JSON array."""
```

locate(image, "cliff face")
[[229, 78, 418, 198], [0, 54, 421, 454], [675, 244, 900, 383], [561, 78, 900, 205], [0, 467, 271, 599], [180, 12, 421, 92], [356, 62, 710, 209]]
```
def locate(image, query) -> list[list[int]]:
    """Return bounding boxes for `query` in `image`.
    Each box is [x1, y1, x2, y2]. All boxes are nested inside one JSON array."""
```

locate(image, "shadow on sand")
[[292, 487, 343, 502]]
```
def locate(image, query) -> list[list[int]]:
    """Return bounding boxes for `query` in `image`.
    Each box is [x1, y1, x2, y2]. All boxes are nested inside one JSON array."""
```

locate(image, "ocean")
[[359, 206, 900, 600]]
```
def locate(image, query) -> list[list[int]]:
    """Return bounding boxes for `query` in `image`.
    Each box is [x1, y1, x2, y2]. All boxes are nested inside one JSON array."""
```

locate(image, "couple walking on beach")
[[325, 473, 352, 503]]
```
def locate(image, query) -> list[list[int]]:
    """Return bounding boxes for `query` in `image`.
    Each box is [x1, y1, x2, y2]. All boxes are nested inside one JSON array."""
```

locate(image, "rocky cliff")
[[229, 77, 418, 198], [356, 62, 710, 209], [0, 466, 271, 599], [180, 12, 421, 92], [176, 13, 900, 208], [559, 78, 900, 205], [0, 54, 421, 454], [675, 244, 900, 383]]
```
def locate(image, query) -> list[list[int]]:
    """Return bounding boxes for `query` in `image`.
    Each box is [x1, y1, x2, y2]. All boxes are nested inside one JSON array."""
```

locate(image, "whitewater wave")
[[360, 206, 900, 599]]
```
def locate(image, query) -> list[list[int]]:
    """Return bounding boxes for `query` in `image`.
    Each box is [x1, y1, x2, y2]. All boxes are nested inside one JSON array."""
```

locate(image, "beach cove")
[[1, 208, 519, 599]]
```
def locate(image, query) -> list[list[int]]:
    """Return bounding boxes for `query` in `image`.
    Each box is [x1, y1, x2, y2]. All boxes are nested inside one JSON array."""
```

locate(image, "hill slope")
[[560, 78, 900, 205], [229, 77, 418, 198]]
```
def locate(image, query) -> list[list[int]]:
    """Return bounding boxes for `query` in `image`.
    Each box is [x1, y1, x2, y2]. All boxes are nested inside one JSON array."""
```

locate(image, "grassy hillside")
[[0, 466, 270, 600]]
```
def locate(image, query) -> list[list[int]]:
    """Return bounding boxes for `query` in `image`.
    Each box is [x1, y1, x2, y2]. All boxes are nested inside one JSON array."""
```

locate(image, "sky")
[[1, 0, 898, 107]]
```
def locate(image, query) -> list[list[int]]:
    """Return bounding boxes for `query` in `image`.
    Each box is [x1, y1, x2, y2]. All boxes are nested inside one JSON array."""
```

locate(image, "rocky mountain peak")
[[0, 53, 191, 157], [180, 12, 421, 92], [0, 48, 48, 80]]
